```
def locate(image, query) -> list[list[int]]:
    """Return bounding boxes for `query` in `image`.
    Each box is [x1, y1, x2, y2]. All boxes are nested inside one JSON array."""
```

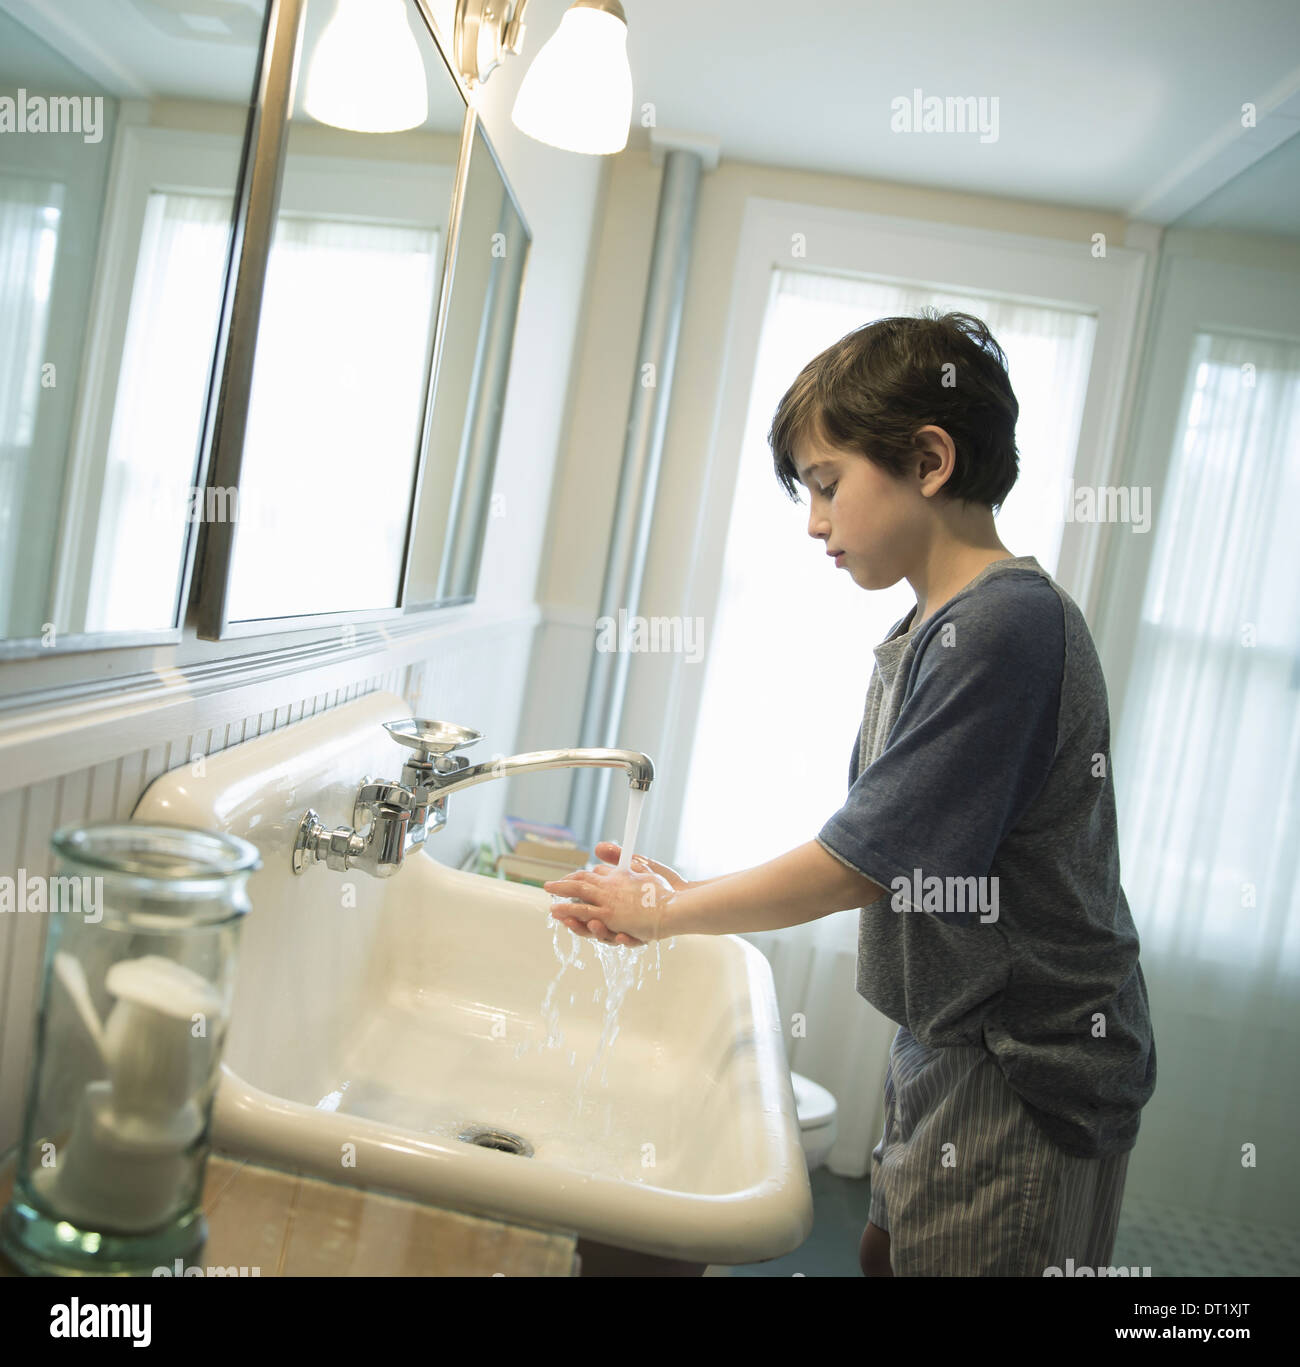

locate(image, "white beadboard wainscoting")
[[0, 607, 540, 1156]]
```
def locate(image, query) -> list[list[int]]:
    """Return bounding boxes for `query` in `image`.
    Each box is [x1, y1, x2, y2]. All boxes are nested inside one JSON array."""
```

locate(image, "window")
[[87, 192, 234, 631], [0, 177, 62, 636], [224, 213, 441, 620], [672, 268, 1097, 878], [1117, 329, 1300, 973]]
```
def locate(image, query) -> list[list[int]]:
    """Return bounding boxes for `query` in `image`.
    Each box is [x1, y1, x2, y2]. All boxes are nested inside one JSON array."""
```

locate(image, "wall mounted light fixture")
[[304, 0, 429, 133], [454, 0, 632, 155]]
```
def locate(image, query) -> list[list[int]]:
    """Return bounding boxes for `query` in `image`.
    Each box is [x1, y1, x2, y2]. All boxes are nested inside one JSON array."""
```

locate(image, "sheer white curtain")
[[84, 201, 440, 627], [0, 176, 62, 635], [1113, 331, 1300, 1225], [87, 192, 233, 631], [672, 268, 1097, 1176], [225, 214, 440, 620]]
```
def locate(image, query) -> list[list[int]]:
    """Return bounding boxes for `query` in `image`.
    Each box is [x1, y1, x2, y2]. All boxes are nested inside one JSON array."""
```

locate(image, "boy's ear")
[[911, 427, 958, 491]]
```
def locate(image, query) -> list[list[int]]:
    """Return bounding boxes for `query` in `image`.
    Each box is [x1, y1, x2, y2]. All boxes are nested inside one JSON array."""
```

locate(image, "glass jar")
[[0, 823, 259, 1276]]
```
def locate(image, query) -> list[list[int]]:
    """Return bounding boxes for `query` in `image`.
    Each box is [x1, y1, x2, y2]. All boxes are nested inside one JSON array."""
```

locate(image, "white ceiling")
[[7, 0, 1298, 230], [1173, 127, 1300, 234], [0, 0, 266, 100], [613, 0, 1300, 229]]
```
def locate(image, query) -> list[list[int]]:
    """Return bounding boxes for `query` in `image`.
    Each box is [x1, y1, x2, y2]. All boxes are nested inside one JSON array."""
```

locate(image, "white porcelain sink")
[[132, 691, 812, 1266]]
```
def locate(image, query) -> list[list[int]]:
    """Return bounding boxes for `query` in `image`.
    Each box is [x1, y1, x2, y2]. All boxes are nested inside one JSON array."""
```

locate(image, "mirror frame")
[[193, 0, 475, 640], [402, 108, 534, 611], [0, 0, 276, 661]]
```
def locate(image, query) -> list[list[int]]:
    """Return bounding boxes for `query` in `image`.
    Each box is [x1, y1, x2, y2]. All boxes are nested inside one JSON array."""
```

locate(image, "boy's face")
[[794, 430, 927, 592]]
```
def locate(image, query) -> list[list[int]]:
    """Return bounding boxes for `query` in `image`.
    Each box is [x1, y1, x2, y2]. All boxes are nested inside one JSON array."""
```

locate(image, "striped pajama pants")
[[868, 1025, 1132, 1276]]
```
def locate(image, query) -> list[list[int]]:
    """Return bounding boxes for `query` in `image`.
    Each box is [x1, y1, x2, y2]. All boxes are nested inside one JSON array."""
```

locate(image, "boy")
[[543, 309, 1157, 1277]]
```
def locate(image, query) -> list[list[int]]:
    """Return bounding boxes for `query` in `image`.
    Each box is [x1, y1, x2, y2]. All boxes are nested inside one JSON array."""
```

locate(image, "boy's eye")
[[819, 482, 837, 498]]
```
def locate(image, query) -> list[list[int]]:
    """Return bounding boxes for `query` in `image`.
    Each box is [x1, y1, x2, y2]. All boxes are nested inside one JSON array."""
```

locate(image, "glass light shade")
[[303, 0, 429, 134], [511, 7, 632, 155]]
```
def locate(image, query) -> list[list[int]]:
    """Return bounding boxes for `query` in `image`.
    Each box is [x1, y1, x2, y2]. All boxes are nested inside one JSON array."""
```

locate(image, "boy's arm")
[[669, 840, 886, 936]]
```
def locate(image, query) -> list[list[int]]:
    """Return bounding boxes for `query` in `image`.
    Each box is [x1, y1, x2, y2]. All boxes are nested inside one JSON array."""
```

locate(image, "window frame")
[[621, 195, 1153, 862], [42, 122, 245, 643], [1092, 238, 1300, 734]]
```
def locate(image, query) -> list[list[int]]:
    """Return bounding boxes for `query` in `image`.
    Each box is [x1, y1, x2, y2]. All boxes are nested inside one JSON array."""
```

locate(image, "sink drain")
[[457, 1125, 534, 1157]]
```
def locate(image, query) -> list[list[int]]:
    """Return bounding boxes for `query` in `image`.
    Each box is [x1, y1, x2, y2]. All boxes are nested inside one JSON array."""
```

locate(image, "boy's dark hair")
[[768, 308, 1020, 514]]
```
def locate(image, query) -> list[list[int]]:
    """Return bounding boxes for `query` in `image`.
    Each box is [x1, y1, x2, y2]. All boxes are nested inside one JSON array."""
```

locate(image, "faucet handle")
[[384, 718, 482, 764], [356, 781, 412, 811]]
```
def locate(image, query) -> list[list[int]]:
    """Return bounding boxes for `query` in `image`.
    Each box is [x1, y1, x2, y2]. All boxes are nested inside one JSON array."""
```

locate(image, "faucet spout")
[[429, 747, 654, 799]]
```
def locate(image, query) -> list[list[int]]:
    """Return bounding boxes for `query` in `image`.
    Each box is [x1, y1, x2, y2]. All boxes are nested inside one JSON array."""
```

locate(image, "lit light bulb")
[[511, 6, 632, 155], [303, 0, 429, 134]]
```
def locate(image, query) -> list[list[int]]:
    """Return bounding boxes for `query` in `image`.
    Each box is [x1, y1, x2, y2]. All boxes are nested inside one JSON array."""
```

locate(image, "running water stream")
[[527, 786, 675, 1118], [616, 787, 644, 870]]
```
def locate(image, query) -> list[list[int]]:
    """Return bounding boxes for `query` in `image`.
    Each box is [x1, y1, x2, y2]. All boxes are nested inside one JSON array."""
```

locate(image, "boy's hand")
[[593, 842, 693, 892], [543, 857, 676, 945]]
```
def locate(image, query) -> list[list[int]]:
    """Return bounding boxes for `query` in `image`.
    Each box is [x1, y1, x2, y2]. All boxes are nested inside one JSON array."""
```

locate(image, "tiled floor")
[[705, 1170, 1300, 1277], [1111, 1195, 1300, 1279]]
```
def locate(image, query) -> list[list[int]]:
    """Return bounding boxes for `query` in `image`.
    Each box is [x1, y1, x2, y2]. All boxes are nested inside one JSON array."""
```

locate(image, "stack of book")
[[494, 816, 590, 888]]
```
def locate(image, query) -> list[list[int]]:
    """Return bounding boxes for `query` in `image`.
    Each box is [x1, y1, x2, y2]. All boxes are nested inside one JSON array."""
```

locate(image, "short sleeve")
[[818, 582, 1063, 917]]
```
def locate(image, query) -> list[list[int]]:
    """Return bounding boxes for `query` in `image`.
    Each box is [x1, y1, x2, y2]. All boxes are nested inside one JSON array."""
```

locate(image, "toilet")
[[791, 1072, 837, 1172]]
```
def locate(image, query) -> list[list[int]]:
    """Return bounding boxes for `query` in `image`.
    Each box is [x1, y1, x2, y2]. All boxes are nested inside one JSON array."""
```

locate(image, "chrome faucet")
[[292, 718, 653, 879]]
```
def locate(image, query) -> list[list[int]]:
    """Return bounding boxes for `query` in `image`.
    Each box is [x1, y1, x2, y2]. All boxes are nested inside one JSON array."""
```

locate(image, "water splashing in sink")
[[529, 899, 675, 1089], [509, 787, 682, 1134]]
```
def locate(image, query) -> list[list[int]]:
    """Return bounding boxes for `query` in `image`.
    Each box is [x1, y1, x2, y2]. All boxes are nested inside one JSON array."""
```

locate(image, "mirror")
[[1099, 130, 1300, 728], [404, 117, 531, 606], [214, 0, 467, 629], [0, 0, 270, 652]]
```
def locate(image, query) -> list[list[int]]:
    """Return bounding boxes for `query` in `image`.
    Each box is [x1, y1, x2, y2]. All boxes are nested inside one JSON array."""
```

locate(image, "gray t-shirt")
[[816, 555, 1156, 1158]]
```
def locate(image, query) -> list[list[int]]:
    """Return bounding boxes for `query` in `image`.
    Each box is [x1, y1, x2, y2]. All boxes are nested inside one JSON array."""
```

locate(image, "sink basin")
[[132, 691, 813, 1265]]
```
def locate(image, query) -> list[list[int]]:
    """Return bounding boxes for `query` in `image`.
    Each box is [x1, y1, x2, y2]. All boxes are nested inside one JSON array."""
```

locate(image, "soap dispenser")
[[0, 823, 259, 1276]]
